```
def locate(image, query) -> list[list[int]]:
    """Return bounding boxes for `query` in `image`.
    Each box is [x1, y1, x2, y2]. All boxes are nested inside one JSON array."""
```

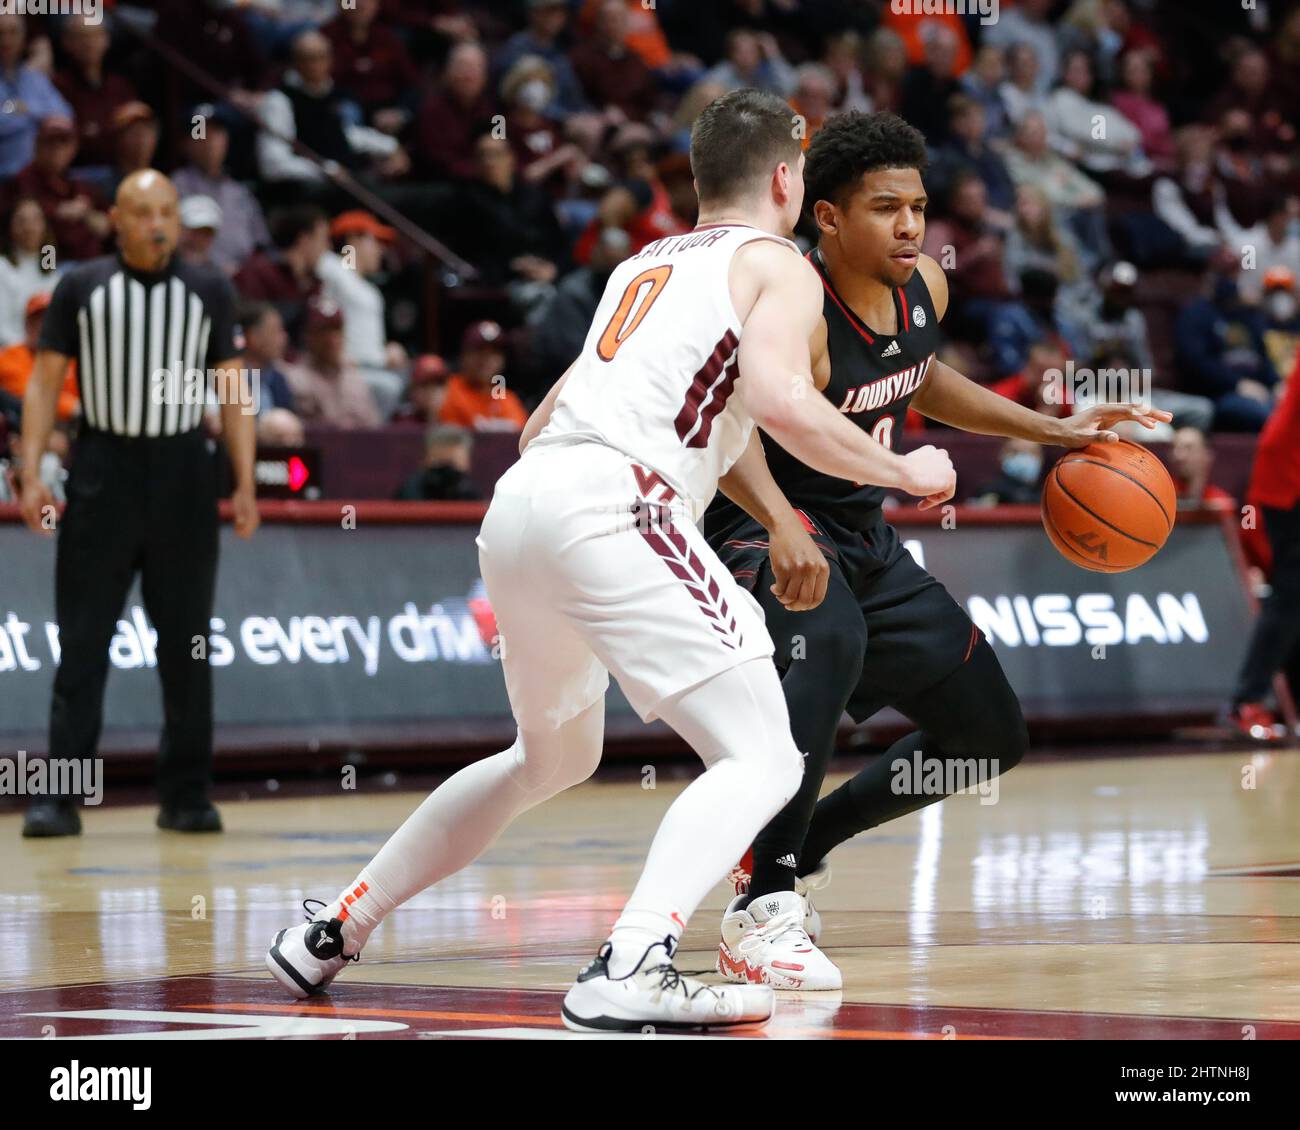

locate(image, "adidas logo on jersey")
[[775, 853, 798, 868], [881, 340, 901, 357]]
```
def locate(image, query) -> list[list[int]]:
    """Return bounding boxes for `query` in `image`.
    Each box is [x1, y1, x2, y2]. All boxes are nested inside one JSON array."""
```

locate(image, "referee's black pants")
[[49, 428, 219, 808], [1234, 503, 1300, 705]]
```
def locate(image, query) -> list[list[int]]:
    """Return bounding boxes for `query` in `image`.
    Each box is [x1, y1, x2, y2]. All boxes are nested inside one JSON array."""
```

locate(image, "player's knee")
[[792, 617, 866, 678], [759, 736, 805, 810]]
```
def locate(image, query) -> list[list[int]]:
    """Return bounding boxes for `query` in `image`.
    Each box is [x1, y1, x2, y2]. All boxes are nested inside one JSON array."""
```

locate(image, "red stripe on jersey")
[[806, 250, 875, 345], [674, 329, 739, 447], [898, 288, 910, 331]]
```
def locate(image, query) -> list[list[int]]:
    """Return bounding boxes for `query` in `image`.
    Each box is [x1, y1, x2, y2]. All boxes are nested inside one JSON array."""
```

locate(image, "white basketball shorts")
[[476, 441, 774, 729]]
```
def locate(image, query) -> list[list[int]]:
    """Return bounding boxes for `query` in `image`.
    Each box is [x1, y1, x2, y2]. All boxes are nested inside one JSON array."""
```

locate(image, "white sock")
[[607, 905, 682, 977], [313, 702, 605, 955], [605, 659, 803, 972]]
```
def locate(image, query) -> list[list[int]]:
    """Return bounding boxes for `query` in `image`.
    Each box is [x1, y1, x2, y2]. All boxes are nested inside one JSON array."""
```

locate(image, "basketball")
[[1041, 439, 1178, 573]]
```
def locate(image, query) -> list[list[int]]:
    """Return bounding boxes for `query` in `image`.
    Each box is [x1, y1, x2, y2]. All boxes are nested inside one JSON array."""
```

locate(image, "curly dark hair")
[[804, 112, 928, 211]]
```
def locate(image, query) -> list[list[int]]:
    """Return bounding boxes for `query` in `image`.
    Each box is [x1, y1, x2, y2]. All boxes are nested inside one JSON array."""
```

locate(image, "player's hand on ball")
[[768, 516, 829, 611], [899, 444, 955, 510], [1059, 403, 1173, 446]]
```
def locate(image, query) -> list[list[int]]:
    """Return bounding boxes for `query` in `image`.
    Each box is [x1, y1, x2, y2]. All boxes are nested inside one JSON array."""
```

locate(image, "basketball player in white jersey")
[[265, 90, 955, 1032]]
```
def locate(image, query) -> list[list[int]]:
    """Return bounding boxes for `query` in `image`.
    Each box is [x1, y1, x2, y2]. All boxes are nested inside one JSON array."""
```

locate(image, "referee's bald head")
[[112, 169, 181, 273]]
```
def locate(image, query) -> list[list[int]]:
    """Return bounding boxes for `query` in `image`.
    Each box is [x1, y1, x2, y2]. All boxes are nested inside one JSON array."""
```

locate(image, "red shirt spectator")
[[6, 117, 110, 263], [322, 0, 419, 117], [414, 42, 495, 180], [53, 20, 136, 167], [571, 1, 657, 120]]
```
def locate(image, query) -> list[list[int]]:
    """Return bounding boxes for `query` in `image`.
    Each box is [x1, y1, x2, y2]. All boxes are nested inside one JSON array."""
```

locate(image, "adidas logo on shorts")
[[775, 853, 798, 868]]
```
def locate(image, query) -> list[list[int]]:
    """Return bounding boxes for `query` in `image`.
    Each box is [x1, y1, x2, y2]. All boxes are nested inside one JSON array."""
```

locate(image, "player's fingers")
[[810, 561, 829, 609], [769, 565, 790, 600], [788, 562, 819, 610]]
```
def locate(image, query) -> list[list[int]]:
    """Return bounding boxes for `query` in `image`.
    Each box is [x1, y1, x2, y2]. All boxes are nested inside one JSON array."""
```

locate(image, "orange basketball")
[[1041, 439, 1177, 572]]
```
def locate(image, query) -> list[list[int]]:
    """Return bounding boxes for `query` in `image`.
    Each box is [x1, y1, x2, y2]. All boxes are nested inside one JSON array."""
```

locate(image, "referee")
[[17, 170, 259, 837]]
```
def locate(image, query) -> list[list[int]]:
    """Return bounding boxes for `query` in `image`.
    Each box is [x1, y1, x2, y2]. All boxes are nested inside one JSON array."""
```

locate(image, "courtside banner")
[[0, 504, 1251, 752]]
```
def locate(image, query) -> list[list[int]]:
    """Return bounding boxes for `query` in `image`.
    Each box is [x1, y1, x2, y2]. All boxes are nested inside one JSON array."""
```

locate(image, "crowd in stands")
[[1, 0, 1298, 503]]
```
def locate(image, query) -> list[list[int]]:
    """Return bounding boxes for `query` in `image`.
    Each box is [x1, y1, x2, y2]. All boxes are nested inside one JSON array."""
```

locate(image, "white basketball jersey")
[[530, 224, 799, 514]]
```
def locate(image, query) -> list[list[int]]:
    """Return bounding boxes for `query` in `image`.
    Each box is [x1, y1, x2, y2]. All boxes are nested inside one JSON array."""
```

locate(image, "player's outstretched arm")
[[912, 358, 1171, 447], [734, 244, 954, 504], [911, 254, 1171, 446]]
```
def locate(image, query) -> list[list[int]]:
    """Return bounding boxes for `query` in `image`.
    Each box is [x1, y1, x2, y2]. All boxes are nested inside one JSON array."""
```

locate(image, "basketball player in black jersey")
[[706, 112, 1171, 988]]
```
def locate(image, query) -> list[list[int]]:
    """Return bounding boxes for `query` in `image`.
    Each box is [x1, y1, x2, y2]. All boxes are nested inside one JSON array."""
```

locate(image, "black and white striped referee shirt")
[[37, 254, 238, 437]]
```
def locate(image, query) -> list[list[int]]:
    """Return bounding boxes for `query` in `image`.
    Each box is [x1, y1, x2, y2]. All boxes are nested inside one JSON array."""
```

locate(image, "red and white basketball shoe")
[[717, 889, 842, 991]]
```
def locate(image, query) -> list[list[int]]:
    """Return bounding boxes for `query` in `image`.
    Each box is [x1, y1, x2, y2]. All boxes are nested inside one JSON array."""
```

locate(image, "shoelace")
[[301, 898, 360, 964], [601, 938, 721, 1002], [738, 908, 809, 957]]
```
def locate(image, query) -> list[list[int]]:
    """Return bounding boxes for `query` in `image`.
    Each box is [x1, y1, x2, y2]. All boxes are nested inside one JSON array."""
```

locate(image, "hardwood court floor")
[[2, 748, 1298, 1039]]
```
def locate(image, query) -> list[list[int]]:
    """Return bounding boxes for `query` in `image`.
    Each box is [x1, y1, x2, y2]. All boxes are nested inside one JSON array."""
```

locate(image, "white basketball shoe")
[[562, 938, 775, 1033], [717, 889, 842, 990], [795, 861, 831, 944], [266, 899, 360, 999]]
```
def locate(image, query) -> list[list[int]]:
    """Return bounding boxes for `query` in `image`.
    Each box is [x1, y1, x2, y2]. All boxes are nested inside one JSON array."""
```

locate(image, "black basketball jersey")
[[706, 247, 942, 540]]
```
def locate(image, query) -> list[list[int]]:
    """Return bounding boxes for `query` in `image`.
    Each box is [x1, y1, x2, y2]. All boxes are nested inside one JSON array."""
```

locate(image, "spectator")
[[570, 0, 657, 120], [899, 23, 962, 146], [283, 298, 382, 429], [1203, 45, 1296, 154], [394, 425, 482, 501], [933, 94, 1016, 212], [987, 341, 1073, 418], [257, 30, 407, 192], [924, 170, 1038, 375], [968, 438, 1045, 505], [1083, 261, 1216, 430], [0, 13, 73, 180], [704, 30, 795, 96], [151, 0, 265, 109], [234, 205, 329, 345], [237, 300, 304, 447], [393, 354, 450, 426], [1151, 125, 1222, 263], [1004, 112, 1110, 269], [984, 0, 1059, 96], [443, 132, 566, 290], [173, 105, 272, 276], [529, 227, 629, 383], [6, 116, 110, 263], [862, 27, 907, 114], [0, 197, 60, 347], [0, 292, 78, 423], [414, 41, 495, 181], [1004, 182, 1091, 350], [178, 196, 224, 271], [317, 209, 408, 419], [1111, 49, 1175, 170], [998, 42, 1050, 130], [1167, 426, 1234, 509], [499, 55, 585, 188], [1213, 192, 1300, 306], [1046, 49, 1148, 176], [1175, 250, 1276, 432], [322, 0, 419, 131], [823, 31, 872, 114], [496, 0, 590, 115], [107, 102, 159, 198], [439, 320, 528, 432], [1259, 268, 1300, 383], [790, 64, 837, 149], [959, 44, 1009, 138], [53, 18, 136, 170]]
